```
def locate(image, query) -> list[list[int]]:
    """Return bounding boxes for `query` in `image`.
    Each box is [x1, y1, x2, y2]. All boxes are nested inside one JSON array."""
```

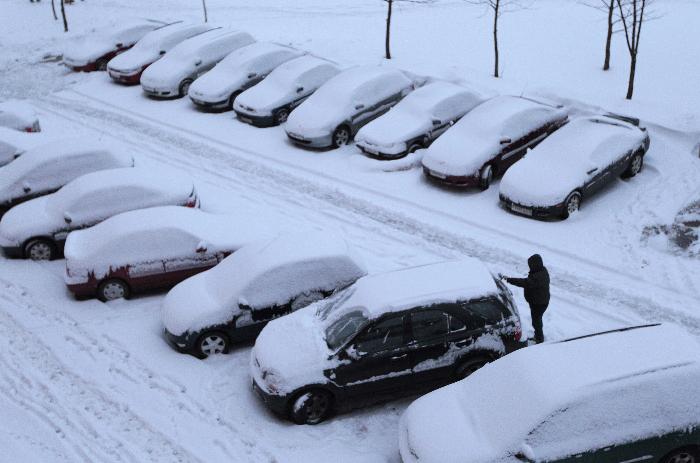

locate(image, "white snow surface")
[[0, 139, 132, 203], [234, 55, 340, 116], [188, 42, 304, 102], [0, 127, 54, 166], [500, 116, 649, 206], [422, 96, 568, 176], [64, 206, 272, 281], [107, 23, 211, 73], [400, 324, 700, 463], [0, 99, 40, 132], [355, 81, 486, 153], [285, 65, 414, 137], [162, 232, 367, 336], [62, 21, 161, 66]]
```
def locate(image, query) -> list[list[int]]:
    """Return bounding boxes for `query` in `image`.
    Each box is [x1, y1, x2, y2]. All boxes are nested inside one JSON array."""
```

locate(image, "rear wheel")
[[179, 79, 193, 97], [622, 153, 643, 178], [407, 142, 423, 155], [479, 164, 493, 191], [455, 356, 491, 380], [96, 58, 108, 71], [97, 279, 130, 302], [332, 126, 351, 148], [561, 191, 581, 219], [661, 447, 698, 463], [290, 389, 333, 425], [274, 108, 290, 125], [24, 238, 56, 261], [196, 331, 230, 358]]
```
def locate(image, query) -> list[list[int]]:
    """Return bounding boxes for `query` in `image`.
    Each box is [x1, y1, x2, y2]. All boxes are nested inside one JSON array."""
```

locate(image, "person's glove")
[[498, 273, 507, 281]]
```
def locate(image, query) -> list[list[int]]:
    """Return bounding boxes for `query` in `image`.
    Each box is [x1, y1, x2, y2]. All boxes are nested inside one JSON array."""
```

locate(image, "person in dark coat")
[[502, 254, 550, 344]]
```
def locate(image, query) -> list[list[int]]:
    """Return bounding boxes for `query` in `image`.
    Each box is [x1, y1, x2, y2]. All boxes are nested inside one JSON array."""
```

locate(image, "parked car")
[[0, 140, 133, 217], [0, 127, 52, 167], [63, 20, 164, 72], [0, 168, 197, 261], [140, 28, 255, 99], [355, 81, 486, 159], [422, 96, 568, 190], [0, 100, 41, 132], [107, 22, 211, 85], [162, 232, 367, 358], [251, 259, 523, 425], [285, 66, 416, 149], [64, 206, 272, 301], [188, 42, 304, 111], [399, 323, 700, 463], [499, 115, 651, 219], [233, 55, 340, 126]]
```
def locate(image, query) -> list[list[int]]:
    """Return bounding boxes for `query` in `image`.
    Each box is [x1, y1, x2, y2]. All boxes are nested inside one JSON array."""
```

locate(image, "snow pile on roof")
[[162, 232, 367, 335], [63, 21, 159, 65], [500, 116, 647, 206], [0, 100, 40, 132], [422, 96, 568, 176], [400, 324, 700, 463]]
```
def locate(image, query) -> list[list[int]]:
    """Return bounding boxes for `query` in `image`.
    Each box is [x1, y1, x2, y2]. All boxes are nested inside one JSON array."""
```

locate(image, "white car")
[[0, 168, 197, 261], [0, 139, 133, 217], [65, 206, 272, 301], [0, 127, 52, 167], [107, 22, 212, 84], [0, 100, 41, 132], [188, 42, 304, 111], [355, 81, 486, 159], [399, 323, 700, 463], [63, 20, 164, 72], [285, 66, 416, 149], [162, 232, 367, 358], [421, 96, 569, 190], [233, 55, 341, 127], [140, 28, 255, 99]]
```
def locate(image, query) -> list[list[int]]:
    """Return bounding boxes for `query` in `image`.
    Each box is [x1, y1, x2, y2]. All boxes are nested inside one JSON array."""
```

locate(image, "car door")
[[406, 307, 451, 388], [331, 313, 412, 400]]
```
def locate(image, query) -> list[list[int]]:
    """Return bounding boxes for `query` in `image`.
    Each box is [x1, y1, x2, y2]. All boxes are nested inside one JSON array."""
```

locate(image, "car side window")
[[448, 315, 466, 332], [465, 297, 508, 325], [411, 310, 449, 342], [354, 315, 405, 354]]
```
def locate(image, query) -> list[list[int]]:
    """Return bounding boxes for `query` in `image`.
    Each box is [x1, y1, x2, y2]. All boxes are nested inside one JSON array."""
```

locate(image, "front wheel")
[[332, 126, 351, 148], [97, 278, 130, 302], [661, 447, 698, 463], [96, 58, 108, 71], [561, 191, 581, 219], [24, 238, 56, 261], [274, 108, 290, 125], [196, 331, 230, 358], [290, 389, 333, 425], [622, 153, 643, 178], [179, 79, 193, 97], [479, 164, 493, 191], [228, 91, 241, 110], [455, 356, 491, 380]]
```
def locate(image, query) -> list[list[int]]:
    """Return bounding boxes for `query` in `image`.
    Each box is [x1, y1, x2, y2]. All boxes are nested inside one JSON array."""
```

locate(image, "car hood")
[[0, 196, 63, 245], [252, 308, 331, 394], [235, 84, 292, 115], [356, 112, 428, 148], [422, 131, 497, 176], [188, 67, 247, 100], [64, 39, 113, 65], [140, 58, 192, 90], [108, 48, 157, 72], [499, 158, 578, 207], [285, 99, 344, 138]]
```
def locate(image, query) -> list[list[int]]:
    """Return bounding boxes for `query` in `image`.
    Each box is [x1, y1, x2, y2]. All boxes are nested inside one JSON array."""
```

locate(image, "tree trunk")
[[60, 0, 68, 32], [626, 54, 636, 99], [385, 0, 393, 59], [202, 0, 208, 23], [51, 0, 58, 20], [603, 0, 613, 70], [493, 1, 499, 78]]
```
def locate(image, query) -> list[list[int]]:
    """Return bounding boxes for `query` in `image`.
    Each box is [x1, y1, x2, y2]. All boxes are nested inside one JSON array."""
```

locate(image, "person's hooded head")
[[528, 254, 544, 272]]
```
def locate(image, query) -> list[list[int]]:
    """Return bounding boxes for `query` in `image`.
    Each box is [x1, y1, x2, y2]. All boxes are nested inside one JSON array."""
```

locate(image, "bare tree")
[[202, 0, 208, 23], [464, 0, 529, 78], [581, 0, 620, 70], [384, 0, 434, 59], [60, 0, 68, 32], [51, 0, 58, 20], [616, 0, 654, 99]]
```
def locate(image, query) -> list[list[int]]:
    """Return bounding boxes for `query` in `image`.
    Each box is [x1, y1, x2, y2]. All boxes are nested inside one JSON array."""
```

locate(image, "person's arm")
[[506, 276, 529, 288]]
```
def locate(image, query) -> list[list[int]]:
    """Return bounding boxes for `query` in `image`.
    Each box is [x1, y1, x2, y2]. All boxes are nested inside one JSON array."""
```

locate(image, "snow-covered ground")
[[1, 0, 699, 461]]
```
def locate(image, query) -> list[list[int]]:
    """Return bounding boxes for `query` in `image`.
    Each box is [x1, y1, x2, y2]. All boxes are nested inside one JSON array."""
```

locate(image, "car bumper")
[[499, 195, 564, 219], [0, 245, 23, 258], [142, 85, 177, 99], [64, 61, 97, 72], [190, 96, 229, 110], [66, 280, 97, 298], [234, 110, 276, 128], [163, 329, 195, 354], [422, 167, 479, 187], [251, 377, 289, 417], [286, 131, 333, 149], [108, 69, 143, 85]]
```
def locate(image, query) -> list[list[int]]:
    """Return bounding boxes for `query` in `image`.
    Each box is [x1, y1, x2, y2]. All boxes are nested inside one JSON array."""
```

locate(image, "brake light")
[[513, 321, 522, 342], [185, 197, 196, 208]]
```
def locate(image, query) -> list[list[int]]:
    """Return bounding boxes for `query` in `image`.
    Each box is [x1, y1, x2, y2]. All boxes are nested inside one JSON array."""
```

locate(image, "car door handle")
[[587, 168, 598, 175], [391, 354, 408, 360]]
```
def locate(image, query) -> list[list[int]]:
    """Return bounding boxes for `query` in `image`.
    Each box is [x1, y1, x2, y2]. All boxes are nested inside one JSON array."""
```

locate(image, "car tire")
[[290, 388, 333, 425], [96, 58, 108, 71], [332, 126, 351, 148], [196, 331, 230, 358], [97, 278, 130, 302], [179, 79, 193, 97], [274, 108, 290, 125], [622, 153, 644, 178], [479, 164, 493, 191], [455, 356, 491, 381], [228, 91, 241, 111], [24, 238, 56, 261], [660, 447, 698, 463], [407, 142, 423, 155], [561, 191, 582, 219]]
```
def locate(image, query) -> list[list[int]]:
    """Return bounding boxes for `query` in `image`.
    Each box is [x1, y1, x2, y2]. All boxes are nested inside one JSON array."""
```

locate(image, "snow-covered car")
[[107, 22, 211, 85], [63, 20, 164, 72], [233, 55, 340, 126], [64, 206, 271, 301], [355, 81, 486, 159], [0, 126, 53, 167], [251, 259, 523, 425], [499, 115, 651, 220], [0, 100, 41, 132], [285, 66, 416, 149], [398, 323, 700, 463], [422, 96, 569, 190], [162, 232, 367, 358], [140, 28, 255, 99], [0, 139, 133, 217], [0, 168, 197, 261], [189, 42, 304, 111]]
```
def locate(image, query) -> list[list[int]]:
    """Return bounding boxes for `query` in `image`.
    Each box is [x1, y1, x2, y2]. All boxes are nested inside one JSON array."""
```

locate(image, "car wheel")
[[228, 91, 241, 110], [622, 153, 644, 178], [291, 291, 324, 312], [274, 108, 290, 125], [290, 389, 333, 425], [24, 238, 56, 261], [97, 279, 130, 302], [407, 142, 423, 155], [479, 164, 493, 191], [196, 331, 230, 358], [661, 447, 698, 463], [332, 126, 351, 148], [179, 79, 193, 97], [562, 191, 582, 219], [455, 356, 491, 380], [96, 58, 108, 71]]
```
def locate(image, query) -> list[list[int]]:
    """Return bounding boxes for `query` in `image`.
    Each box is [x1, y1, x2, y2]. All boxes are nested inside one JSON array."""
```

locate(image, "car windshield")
[[324, 309, 369, 351], [316, 286, 355, 321]]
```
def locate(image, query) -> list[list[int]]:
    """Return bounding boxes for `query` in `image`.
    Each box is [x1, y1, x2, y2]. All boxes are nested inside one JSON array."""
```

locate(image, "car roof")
[[170, 28, 249, 55]]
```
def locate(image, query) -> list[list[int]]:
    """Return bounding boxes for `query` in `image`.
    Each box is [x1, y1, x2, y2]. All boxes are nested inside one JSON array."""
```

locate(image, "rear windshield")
[[467, 297, 510, 323]]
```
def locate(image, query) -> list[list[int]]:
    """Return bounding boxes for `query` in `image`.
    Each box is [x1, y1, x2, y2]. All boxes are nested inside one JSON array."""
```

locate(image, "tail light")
[[513, 320, 522, 342], [185, 188, 198, 208]]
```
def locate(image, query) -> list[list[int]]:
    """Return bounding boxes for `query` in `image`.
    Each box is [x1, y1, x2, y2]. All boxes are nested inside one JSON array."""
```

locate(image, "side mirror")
[[195, 240, 208, 253], [432, 119, 441, 126], [587, 167, 598, 175], [344, 345, 360, 360], [296, 86, 304, 93], [22, 182, 31, 194], [500, 138, 512, 145], [247, 72, 257, 79], [115, 42, 124, 48], [515, 443, 536, 462], [355, 104, 365, 111], [194, 59, 202, 66], [159, 50, 166, 55], [64, 212, 73, 225]]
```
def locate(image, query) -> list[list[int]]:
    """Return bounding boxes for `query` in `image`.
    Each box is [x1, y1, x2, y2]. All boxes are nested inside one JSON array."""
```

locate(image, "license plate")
[[430, 170, 446, 179], [511, 204, 533, 216], [288, 133, 304, 141]]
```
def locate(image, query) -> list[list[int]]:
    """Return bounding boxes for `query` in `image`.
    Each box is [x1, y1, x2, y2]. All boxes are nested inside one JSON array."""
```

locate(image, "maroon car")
[[64, 206, 269, 301]]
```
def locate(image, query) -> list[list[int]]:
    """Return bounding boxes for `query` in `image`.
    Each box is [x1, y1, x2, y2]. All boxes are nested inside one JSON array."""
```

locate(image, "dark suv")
[[250, 259, 524, 425]]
